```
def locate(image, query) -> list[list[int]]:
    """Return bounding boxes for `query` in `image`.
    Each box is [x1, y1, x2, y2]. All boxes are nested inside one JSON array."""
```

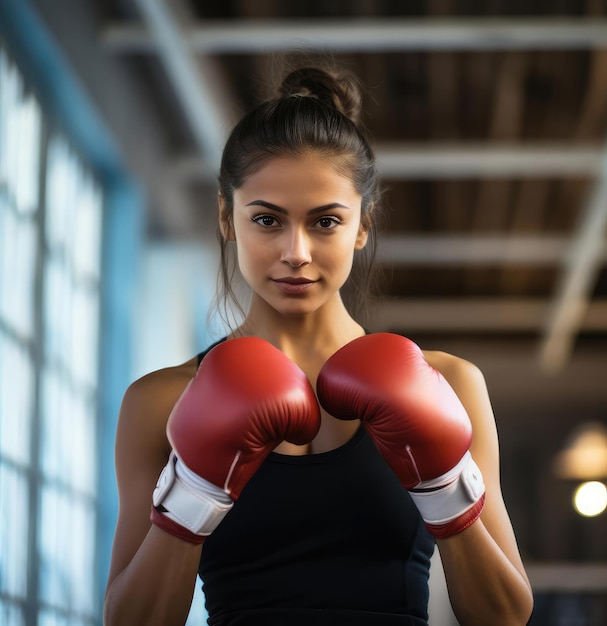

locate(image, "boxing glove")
[[317, 333, 485, 539], [152, 337, 321, 543]]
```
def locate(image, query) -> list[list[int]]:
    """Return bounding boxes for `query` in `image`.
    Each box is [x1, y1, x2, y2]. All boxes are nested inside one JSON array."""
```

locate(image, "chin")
[[268, 299, 321, 319], [255, 289, 333, 319], [275, 306, 316, 319]]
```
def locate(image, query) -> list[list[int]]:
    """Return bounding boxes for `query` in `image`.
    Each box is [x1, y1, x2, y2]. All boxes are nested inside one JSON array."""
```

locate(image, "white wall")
[[133, 240, 227, 379]]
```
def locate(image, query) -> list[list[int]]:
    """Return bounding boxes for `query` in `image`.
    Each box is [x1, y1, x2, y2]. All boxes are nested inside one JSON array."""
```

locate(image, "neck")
[[234, 294, 365, 358]]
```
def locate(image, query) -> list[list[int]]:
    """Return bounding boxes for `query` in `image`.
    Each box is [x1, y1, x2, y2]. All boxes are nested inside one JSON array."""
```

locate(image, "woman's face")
[[223, 153, 368, 318]]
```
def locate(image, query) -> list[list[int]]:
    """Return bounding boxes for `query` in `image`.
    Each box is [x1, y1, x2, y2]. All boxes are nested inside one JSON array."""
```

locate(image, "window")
[[0, 45, 103, 625]]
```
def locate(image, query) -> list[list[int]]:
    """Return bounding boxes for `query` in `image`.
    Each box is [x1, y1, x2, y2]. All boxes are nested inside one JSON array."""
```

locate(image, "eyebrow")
[[245, 200, 350, 215]]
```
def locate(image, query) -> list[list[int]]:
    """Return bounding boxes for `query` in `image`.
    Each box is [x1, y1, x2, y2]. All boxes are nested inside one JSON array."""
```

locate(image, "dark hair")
[[215, 64, 383, 327]]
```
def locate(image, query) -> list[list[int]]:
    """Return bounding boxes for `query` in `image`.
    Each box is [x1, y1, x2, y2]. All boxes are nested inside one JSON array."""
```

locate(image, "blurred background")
[[1, 1, 607, 624]]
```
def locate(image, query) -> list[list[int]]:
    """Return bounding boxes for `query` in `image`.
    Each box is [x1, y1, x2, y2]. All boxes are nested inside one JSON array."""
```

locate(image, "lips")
[[271, 276, 318, 294], [273, 277, 316, 285]]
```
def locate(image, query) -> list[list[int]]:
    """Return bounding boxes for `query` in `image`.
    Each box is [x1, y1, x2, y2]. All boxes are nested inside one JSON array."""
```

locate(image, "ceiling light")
[[553, 421, 607, 480], [573, 481, 607, 517]]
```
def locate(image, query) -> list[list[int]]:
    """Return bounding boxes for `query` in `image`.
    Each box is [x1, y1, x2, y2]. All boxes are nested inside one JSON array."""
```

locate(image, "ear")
[[218, 192, 235, 242], [354, 223, 369, 250]]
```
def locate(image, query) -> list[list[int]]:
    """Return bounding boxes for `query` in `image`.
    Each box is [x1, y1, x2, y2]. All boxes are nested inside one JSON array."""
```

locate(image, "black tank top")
[[196, 340, 435, 626]]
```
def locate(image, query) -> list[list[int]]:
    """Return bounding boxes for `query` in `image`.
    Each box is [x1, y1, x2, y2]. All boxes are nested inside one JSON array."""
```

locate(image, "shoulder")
[[422, 349, 497, 451], [422, 349, 500, 488], [123, 357, 199, 414], [422, 349, 487, 394], [117, 356, 200, 457]]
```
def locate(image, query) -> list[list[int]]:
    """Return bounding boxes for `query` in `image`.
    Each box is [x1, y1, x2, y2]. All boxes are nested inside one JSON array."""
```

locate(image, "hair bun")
[[278, 67, 362, 125]]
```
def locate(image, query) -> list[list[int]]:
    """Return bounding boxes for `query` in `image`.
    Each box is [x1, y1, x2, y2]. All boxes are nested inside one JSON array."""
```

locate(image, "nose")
[[280, 226, 312, 268]]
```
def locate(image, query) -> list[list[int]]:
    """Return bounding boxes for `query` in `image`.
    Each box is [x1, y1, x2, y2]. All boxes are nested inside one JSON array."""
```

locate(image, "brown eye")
[[253, 214, 279, 227], [316, 217, 340, 229]]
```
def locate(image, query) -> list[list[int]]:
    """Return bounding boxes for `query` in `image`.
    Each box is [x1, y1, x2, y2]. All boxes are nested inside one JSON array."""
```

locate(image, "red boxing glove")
[[152, 337, 321, 543], [317, 333, 485, 539]]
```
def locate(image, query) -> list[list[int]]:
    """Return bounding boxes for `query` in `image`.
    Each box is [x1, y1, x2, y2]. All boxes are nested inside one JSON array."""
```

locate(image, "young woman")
[[103, 65, 533, 626]]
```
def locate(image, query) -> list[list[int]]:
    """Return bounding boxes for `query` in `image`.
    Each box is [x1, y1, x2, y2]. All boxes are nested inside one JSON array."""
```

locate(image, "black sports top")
[[196, 340, 436, 626]]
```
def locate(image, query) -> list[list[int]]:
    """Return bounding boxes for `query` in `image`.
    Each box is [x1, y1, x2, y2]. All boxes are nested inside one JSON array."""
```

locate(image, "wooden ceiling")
[[102, 0, 607, 377]]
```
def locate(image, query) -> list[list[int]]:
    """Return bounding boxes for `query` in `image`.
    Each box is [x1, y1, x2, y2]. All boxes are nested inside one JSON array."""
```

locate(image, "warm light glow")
[[573, 481, 607, 517], [553, 422, 607, 480]]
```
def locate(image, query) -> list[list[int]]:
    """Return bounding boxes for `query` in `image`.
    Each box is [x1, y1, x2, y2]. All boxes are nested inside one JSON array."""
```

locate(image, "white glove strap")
[[153, 451, 234, 536], [409, 451, 485, 525]]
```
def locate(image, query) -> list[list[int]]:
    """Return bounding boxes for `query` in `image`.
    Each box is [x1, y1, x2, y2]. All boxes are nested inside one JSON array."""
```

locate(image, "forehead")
[[235, 153, 360, 202]]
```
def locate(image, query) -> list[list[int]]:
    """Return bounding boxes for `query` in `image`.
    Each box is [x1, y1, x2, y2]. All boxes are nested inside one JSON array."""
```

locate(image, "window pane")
[[38, 486, 96, 615], [37, 610, 62, 626], [39, 367, 68, 483], [0, 336, 34, 464], [40, 370, 63, 480], [0, 52, 40, 215], [45, 139, 72, 252], [0, 193, 9, 322], [38, 486, 71, 607], [0, 601, 25, 626], [0, 463, 30, 597], [71, 287, 99, 388], [70, 391, 97, 495], [41, 368, 97, 494], [41, 347, 99, 495], [13, 217, 38, 337], [72, 179, 102, 282], [43, 254, 71, 368], [13, 94, 41, 214], [70, 496, 96, 612], [0, 203, 37, 338], [39, 611, 96, 626]]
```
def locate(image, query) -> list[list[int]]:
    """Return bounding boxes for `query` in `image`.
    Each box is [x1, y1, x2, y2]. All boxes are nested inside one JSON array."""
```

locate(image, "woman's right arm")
[[103, 365, 202, 626]]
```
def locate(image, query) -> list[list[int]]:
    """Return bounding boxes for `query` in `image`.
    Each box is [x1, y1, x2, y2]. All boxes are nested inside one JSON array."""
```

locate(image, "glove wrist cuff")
[[409, 451, 485, 538], [151, 452, 233, 538]]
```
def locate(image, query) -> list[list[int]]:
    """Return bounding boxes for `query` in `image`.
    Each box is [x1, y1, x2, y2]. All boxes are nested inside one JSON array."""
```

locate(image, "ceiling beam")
[[171, 144, 603, 183], [103, 18, 607, 54], [376, 235, 607, 265], [539, 165, 607, 372], [367, 299, 607, 333], [376, 144, 602, 179], [131, 0, 235, 170]]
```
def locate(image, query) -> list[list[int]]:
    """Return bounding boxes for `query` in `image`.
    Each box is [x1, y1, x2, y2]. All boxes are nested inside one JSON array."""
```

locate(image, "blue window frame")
[[0, 44, 104, 625]]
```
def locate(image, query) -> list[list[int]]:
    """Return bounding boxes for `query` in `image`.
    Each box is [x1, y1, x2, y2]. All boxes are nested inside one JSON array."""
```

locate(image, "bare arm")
[[103, 362, 203, 626], [425, 351, 534, 626]]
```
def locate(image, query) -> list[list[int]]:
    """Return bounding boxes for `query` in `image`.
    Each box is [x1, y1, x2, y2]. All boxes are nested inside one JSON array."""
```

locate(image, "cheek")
[[235, 237, 269, 277], [324, 237, 358, 275], [342, 226, 364, 256]]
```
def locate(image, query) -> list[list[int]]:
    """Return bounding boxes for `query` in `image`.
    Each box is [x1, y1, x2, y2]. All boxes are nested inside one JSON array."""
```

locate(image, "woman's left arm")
[[426, 351, 534, 626]]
